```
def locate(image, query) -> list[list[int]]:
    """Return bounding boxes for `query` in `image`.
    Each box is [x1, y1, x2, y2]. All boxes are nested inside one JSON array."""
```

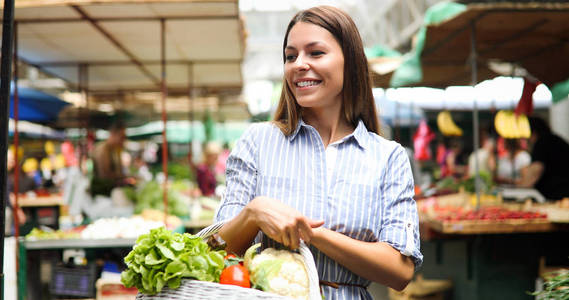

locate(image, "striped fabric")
[[216, 119, 423, 300]]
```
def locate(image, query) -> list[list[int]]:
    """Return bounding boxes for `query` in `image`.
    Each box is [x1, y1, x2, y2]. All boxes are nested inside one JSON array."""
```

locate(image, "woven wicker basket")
[[135, 222, 321, 300]]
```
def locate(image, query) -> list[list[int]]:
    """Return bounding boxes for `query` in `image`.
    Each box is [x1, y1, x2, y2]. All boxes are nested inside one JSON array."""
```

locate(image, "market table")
[[418, 213, 569, 300], [18, 237, 136, 300], [18, 194, 65, 235]]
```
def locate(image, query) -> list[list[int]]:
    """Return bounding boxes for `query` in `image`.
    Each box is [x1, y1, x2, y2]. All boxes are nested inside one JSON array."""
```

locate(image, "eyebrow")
[[285, 41, 326, 51]]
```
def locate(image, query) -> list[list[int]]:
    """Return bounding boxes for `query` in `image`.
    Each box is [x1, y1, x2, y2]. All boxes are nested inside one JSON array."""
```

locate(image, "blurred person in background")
[[437, 137, 465, 179], [496, 138, 531, 185], [516, 117, 569, 200], [90, 121, 134, 196], [196, 141, 222, 196], [466, 131, 496, 178]]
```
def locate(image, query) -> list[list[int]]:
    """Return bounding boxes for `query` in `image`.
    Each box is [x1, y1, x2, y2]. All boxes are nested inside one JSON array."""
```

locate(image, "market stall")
[[1, 1, 246, 299], [370, 2, 569, 299]]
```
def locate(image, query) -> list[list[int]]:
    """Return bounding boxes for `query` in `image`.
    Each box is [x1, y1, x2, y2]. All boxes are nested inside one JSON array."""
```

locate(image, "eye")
[[311, 50, 325, 57], [285, 54, 297, 62]]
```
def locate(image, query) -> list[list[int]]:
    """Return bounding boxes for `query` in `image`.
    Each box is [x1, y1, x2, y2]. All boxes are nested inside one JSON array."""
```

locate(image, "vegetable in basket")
[[244, 243, 310, 300], [121, 227, 226, 295], [219, 253, 250, 288]]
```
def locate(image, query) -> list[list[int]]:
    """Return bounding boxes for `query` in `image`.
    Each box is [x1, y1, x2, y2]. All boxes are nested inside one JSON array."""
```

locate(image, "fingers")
[[309, 219, 325, 228], [297, 217, 325, 244], [287, 226, 300, 250], [281, 230, 291, 248]]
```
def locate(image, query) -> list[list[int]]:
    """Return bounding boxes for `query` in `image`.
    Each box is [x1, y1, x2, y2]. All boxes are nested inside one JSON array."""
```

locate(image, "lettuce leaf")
[[121, 227, 226, 295]]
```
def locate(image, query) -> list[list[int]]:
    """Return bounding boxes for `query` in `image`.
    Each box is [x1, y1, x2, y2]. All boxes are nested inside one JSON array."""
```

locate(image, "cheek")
[[284, 67, 294, 90]]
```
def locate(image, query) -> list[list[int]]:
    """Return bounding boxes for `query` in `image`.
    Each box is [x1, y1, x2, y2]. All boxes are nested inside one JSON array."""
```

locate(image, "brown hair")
[[272, 5, 379, 136]]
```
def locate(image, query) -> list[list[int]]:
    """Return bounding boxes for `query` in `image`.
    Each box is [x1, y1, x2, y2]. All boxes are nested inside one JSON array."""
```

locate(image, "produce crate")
[[96, 278, 138, 300], [388, 274, 452, 300], [424, 216, 553, 234], [50, 263, 97, 298]]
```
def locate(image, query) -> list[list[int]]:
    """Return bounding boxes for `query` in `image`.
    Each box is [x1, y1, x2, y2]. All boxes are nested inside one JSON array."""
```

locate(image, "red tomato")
[[219, 264, 250, 288], [224, 254, 237, 260]]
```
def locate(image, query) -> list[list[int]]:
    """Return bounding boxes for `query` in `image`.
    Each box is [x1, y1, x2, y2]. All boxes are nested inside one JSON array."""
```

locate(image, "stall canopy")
[[372, 2, 569, 102], [0, 0, 246, 109], [10, 85, 71, 123], [9, 119, 65, 139], [125, 120, 249, 143]]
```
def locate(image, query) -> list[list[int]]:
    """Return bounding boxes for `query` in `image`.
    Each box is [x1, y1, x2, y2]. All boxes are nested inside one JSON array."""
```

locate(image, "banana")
[[517, 114, 531, 138], [437, 110, 463, 136], [494, 110, 507, 138], [437, 111, 449, 135], [495, 110, 531, 139], [508, 111, 519, 139]]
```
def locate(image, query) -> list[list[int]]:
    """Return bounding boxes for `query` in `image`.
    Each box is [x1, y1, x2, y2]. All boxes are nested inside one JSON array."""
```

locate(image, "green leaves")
[[121, 227, 226, 295], [132, 180, 189, 217], [530, 270, 569, 299]]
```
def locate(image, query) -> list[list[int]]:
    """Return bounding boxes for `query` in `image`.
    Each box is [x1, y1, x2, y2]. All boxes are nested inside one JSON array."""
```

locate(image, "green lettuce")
[[121, 227, 226, 294]]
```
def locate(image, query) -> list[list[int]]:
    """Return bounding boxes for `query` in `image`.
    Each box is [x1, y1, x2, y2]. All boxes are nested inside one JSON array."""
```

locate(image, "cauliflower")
[[244, 244, 310, 300]]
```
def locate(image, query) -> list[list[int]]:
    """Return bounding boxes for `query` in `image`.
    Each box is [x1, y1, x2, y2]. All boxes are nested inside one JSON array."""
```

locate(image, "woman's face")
[[284, 22, 344, 111]]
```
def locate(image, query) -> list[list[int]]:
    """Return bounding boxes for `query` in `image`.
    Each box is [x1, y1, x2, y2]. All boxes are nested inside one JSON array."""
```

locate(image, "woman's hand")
[[249, 196, 324, 250]]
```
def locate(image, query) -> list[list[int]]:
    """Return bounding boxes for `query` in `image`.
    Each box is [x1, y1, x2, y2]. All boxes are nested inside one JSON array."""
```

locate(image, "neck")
[[303, 108, 354, 147]]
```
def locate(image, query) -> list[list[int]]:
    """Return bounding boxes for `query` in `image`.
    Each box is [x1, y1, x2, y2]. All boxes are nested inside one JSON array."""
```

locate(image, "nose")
[[294, 54, 309, 71]]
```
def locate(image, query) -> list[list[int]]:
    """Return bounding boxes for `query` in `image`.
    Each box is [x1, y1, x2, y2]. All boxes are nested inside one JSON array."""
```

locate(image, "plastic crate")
[[50, 263, 97, 298], [96, 278, 138, 300]]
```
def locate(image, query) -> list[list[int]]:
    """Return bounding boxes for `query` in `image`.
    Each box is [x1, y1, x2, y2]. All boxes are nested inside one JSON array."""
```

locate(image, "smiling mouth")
[[295, 80, 321, 88]]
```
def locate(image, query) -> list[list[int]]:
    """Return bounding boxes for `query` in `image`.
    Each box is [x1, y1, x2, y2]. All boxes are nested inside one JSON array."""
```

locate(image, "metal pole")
[[188, 63, 194, 175], [79, 64, 89, 171], [12, 22, 20, 239], [470, 23, 481, 210], [160, 19, 169, 224], [0, 0, 15, 296]]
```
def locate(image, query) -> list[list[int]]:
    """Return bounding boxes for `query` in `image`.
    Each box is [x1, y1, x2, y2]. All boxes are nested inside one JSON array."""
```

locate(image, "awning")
[[372, 2, 569, 101], [10, 86, 71, 123], [1, 0, 245, 96]]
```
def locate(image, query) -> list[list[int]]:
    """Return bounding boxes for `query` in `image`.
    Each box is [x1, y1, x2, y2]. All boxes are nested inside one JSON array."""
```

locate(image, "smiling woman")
[[216, 6, 422, 300]]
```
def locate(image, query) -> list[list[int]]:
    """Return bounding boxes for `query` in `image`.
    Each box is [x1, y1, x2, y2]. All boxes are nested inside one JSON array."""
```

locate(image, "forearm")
[[516, 162, 543, 188], [218, 205, 260, 256], [311, 227, 414, 291]]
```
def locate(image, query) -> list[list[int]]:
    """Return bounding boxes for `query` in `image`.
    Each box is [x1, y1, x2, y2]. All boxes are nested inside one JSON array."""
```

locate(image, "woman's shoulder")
[[240, 122, 283, 139], [366, 131, 405, 155]]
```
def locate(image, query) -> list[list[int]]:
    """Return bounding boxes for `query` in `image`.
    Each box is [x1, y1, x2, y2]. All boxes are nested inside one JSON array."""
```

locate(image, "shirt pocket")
[[329, 179, 380, 241]]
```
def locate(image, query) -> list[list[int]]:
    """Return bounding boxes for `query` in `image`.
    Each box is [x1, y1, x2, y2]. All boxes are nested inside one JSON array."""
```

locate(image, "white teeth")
[[296, 81, 319, 87]]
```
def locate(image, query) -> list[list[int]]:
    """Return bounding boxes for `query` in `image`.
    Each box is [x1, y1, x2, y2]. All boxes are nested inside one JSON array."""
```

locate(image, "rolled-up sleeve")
[[378, 145, 423, 269], [215, 125, 259, 222]]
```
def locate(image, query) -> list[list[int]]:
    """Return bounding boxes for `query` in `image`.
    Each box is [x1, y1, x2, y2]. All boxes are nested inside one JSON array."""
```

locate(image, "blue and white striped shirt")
[[216, 119, 423, 300]]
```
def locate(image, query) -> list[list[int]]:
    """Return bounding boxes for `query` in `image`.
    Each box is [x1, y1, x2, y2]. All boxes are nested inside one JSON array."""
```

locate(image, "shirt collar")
[[288, 119, 307, 142], [289, 119, 370, 149], [351, 119, 370, 149]]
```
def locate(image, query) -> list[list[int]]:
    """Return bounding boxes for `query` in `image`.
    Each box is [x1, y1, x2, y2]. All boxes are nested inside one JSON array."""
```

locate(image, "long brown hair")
[[272, 5, 379, 136]]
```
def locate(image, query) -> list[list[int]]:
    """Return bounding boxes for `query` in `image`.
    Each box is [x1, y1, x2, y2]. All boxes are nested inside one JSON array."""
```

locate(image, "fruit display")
[[432, 206, 547, 222], [494, 110, 531, 139], [436, 110, 463, 136], [25, 227, 82, 241], [80, 217, 164, 239]]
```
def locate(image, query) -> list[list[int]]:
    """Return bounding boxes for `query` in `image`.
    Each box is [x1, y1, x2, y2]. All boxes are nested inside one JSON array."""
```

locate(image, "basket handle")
[[195, 221, 321, 300]]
